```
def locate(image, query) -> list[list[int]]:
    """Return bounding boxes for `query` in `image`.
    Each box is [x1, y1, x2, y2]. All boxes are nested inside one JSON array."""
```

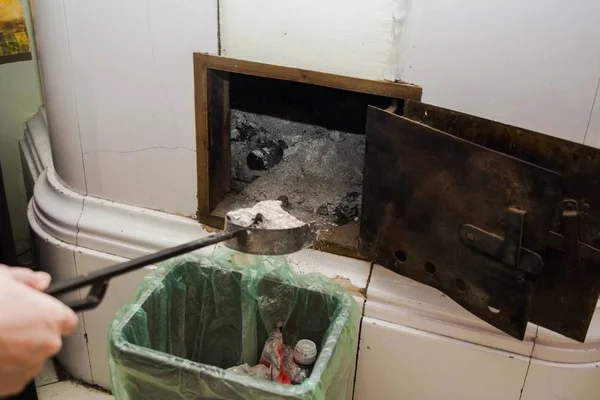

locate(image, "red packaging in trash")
[[259, 327, 291, 385]]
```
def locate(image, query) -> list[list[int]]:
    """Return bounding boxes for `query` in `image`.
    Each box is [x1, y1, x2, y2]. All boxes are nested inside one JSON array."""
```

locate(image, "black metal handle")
[[47, 230, 243, 312], [60, 281, 110, 312]]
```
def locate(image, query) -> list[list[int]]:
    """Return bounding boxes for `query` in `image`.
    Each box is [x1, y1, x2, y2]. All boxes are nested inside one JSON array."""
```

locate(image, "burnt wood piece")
[[246, 140, 285, 170], [404, 100, 600, 342], [359, 106, 562, 339]]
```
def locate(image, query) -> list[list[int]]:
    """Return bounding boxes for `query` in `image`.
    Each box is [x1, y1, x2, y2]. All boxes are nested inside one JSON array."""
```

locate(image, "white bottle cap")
[[293, 339, 317, 365]]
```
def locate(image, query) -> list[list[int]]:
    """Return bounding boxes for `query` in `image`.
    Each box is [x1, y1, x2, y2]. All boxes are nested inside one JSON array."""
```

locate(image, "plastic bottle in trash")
[[293, 339, 317, 366], [284, 339, 318, 384]]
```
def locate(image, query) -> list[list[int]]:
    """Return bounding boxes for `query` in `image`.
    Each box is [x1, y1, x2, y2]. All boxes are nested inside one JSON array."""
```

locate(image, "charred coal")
[[247, 140, 285, 170]]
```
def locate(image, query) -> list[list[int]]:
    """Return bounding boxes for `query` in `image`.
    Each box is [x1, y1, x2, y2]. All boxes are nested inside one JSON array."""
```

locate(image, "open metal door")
[[359, 105, 563, 340], [399, 101, 600, 342]]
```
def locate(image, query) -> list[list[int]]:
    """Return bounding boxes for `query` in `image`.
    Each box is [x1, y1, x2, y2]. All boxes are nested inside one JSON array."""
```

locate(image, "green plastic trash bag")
[[109, 248, 360, 400]]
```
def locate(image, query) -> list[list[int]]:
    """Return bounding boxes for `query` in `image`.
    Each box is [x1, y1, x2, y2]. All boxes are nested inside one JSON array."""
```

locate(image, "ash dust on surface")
[[221, 109, 365, 239]]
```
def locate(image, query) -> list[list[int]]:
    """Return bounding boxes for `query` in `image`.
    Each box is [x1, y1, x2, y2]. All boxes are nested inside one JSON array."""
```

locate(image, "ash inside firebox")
[[222, 109, 365, 232]]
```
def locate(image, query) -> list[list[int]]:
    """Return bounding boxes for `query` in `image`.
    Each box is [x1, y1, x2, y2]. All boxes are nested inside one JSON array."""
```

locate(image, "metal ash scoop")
[[47, 200, 313, 312]]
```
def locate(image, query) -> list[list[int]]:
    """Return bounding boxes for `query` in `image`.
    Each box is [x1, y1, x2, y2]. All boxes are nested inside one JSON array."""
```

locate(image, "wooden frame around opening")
[[194, 53, 423, 258]]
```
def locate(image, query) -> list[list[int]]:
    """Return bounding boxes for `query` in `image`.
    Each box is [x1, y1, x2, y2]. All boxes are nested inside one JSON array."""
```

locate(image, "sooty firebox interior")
[[223, 76, 388, 243], [194, 54, 422, 257]]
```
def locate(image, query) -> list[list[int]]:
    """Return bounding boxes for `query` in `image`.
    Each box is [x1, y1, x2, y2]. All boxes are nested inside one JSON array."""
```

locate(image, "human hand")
[[0, 266, 78, 396], [0, 265, 52, 291]]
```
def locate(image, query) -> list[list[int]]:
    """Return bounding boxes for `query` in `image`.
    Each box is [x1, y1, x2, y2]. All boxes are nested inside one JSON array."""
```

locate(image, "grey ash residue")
[[229, 109, 364, 227], [226, 200, 306, 229]]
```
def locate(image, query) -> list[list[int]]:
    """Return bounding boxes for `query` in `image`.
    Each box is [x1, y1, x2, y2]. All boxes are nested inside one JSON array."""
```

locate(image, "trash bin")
[[108, 249, 360, 400]]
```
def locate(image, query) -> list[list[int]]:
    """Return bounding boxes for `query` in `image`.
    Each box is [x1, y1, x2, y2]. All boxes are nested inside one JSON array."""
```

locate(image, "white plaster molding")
[[22, 106, 51, 179], [77, 195, 209, 260], [32, 168, 83, 246]]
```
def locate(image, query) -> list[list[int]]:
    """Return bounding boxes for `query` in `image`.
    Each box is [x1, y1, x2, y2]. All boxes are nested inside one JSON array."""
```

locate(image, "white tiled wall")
[[32, 234, 92, 383], [64, 0, 218, 216], [76, 251, 152, 389], [31, 0, 87, 194], [220, 0, 395, 80], [222, 0, 600, 146], [584, 84, 600, 148], [520, 360, 600, 400], [354, 317, 530, 400], [399, 0, 600, 143], [32, 0, 218, 214]]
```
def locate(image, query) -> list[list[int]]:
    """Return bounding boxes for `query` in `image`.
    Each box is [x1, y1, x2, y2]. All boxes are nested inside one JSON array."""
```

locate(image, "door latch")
[[460, 207, 544, 275]]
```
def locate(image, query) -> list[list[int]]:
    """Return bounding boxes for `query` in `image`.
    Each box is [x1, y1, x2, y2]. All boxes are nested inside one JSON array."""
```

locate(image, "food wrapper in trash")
[[227, 364, 271, 380], [283, 345, 309, 384], [259, 327, 291, 384]]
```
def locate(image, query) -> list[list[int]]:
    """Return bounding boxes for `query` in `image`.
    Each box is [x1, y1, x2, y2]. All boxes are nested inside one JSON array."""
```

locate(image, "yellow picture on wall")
[[0, 0, 31, 65]]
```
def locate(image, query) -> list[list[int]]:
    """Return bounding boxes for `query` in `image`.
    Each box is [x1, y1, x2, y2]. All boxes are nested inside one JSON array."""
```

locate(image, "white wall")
[[586, 88, 600, 148], [31, 0, 88, 195], [0, 0, 43, 247], [221, 0, 600, 145], [31, 0, 219, 216], [399, 0, 600, 144], [220, 0, 398, 81]]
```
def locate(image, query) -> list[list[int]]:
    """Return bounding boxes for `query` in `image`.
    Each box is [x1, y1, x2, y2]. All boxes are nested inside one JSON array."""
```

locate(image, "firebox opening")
[[209, 72, 399, 251]]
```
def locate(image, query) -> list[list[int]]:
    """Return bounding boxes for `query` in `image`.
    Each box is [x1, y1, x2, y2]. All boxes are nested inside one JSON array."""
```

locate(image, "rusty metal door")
[[359, 105, 563, 339], [400, 101, 600, 342]]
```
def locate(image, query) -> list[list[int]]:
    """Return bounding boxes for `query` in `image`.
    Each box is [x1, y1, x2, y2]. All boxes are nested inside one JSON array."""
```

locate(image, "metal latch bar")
[[460, 208, 543, 275]]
